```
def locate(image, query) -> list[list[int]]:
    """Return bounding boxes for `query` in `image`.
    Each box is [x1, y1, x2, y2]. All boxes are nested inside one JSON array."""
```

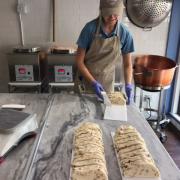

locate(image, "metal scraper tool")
[[101, 91, 111, 106], [101, 91, 127, 121]]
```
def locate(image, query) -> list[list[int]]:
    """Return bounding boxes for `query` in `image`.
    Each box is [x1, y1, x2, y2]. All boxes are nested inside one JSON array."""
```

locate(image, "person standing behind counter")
[[75, 0, 134, 104]]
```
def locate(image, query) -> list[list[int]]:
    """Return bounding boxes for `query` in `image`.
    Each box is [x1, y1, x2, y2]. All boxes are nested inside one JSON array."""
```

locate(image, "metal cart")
[[135, 85, 170, 143]]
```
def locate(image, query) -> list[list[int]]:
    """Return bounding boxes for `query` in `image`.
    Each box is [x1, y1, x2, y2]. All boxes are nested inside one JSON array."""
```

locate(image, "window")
[[171, 48, 180, 121]]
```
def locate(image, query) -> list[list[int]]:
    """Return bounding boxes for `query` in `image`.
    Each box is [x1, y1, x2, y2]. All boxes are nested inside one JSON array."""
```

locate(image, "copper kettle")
[[133, 55, 177, 90]]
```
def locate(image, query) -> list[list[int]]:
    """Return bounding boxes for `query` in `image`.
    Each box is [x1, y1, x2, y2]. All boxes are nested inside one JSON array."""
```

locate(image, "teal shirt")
[[77, 18, 135, 54]]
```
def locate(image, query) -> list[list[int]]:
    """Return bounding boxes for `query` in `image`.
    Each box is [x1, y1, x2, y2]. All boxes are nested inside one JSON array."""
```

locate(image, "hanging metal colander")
[[125, 0, 172, 28]]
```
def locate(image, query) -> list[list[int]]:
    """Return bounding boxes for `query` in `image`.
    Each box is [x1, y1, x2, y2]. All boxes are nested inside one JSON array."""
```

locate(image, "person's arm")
[[75, 47, 95, 84], [122, 53, 133, 104], [122, 53, 133, 84], [75, 47, 104, 100]]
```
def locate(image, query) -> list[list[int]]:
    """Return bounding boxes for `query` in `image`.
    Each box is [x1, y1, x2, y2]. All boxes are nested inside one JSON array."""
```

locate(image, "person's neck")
[[102, 20, 117, 34]]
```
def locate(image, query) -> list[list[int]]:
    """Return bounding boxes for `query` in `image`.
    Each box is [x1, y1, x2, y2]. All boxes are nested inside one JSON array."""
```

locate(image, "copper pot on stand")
[[133, 55, 177, 91]]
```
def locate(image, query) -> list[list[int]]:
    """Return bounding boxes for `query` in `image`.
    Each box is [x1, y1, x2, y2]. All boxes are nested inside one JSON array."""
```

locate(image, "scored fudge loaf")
[[71, 122, 108, 180], [114, 125, 160, 178], [108, 92, 126, 105]]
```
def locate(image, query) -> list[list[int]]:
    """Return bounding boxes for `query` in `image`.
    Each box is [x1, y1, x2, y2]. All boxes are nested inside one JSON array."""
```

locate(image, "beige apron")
[[75, 17, 122, 93]]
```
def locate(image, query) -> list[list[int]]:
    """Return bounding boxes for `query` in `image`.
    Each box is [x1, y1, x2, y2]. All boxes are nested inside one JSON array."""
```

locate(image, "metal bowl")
[[125, 0, 172, 28]]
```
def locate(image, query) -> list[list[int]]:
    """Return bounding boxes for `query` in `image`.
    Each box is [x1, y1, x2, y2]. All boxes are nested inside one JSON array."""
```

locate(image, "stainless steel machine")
[[7, 52, 44, 93], [47, 53, 76, 92]]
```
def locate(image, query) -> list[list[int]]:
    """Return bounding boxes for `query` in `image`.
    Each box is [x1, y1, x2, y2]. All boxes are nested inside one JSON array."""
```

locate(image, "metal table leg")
[[134, 85, 137, 103], [155, 89, 168, 143], [139, 88, 144, 112]]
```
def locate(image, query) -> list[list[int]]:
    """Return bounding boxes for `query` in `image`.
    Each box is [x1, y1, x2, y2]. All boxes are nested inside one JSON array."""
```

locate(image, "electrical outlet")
[[144, 95, 151, 102]]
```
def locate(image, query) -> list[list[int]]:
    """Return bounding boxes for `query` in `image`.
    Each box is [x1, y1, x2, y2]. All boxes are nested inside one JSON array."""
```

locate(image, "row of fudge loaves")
[[71, 122, 160, 180]]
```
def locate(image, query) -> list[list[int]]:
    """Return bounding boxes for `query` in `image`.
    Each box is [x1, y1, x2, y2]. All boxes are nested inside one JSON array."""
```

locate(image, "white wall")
[[55, 0, 100, 47], [122, 13, 170, 55], [0, 0, 51, 92]]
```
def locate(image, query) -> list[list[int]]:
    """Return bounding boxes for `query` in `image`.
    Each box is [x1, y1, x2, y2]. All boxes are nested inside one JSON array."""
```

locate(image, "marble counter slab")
[[28, 93, 180, 180], [0, 94, 51, 180]]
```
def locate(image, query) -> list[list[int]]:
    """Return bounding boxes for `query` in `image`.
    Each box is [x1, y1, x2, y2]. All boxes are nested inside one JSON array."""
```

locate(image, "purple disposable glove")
[[92, 80, 104, 100], [125, 84, 133, 105]]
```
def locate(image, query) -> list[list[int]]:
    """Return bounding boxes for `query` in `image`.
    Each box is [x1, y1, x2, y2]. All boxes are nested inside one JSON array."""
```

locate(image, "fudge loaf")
[[114, 125, 160, 178], [71, 122, 108, 180], [108, 92, 126, 105]]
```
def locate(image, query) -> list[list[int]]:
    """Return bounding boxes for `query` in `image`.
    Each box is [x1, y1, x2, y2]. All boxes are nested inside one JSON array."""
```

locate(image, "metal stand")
[[8, 82, 41, 93], [136, 85, 170, 143], [48, 82, 74, 93]]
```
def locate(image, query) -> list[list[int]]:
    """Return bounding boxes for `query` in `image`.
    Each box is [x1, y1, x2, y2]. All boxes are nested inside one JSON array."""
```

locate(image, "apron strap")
[[115, 20, 120, 36], [95, 16, 102, 36]]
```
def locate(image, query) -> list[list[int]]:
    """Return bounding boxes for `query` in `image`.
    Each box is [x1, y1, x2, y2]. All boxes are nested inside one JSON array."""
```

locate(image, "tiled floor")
[[163, 123, 180, 169]]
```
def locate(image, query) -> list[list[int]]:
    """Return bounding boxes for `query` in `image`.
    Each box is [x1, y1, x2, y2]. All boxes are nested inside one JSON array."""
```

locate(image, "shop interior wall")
[[0, 0, 51, 92], [0, 0, 170, 117]]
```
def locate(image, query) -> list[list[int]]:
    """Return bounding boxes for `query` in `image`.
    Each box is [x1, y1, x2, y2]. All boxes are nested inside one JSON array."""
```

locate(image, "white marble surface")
[[0, 94, 50, 180], [27, 93, 180, 180]]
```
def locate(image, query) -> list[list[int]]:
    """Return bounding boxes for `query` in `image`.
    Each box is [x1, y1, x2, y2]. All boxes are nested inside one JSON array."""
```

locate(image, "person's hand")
[[125, 84, 133, 105], [92, 80, 104, 101]]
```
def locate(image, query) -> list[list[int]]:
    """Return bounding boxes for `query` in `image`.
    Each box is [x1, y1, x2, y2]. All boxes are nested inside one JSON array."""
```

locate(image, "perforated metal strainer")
[[125, 0, 172, 28]]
